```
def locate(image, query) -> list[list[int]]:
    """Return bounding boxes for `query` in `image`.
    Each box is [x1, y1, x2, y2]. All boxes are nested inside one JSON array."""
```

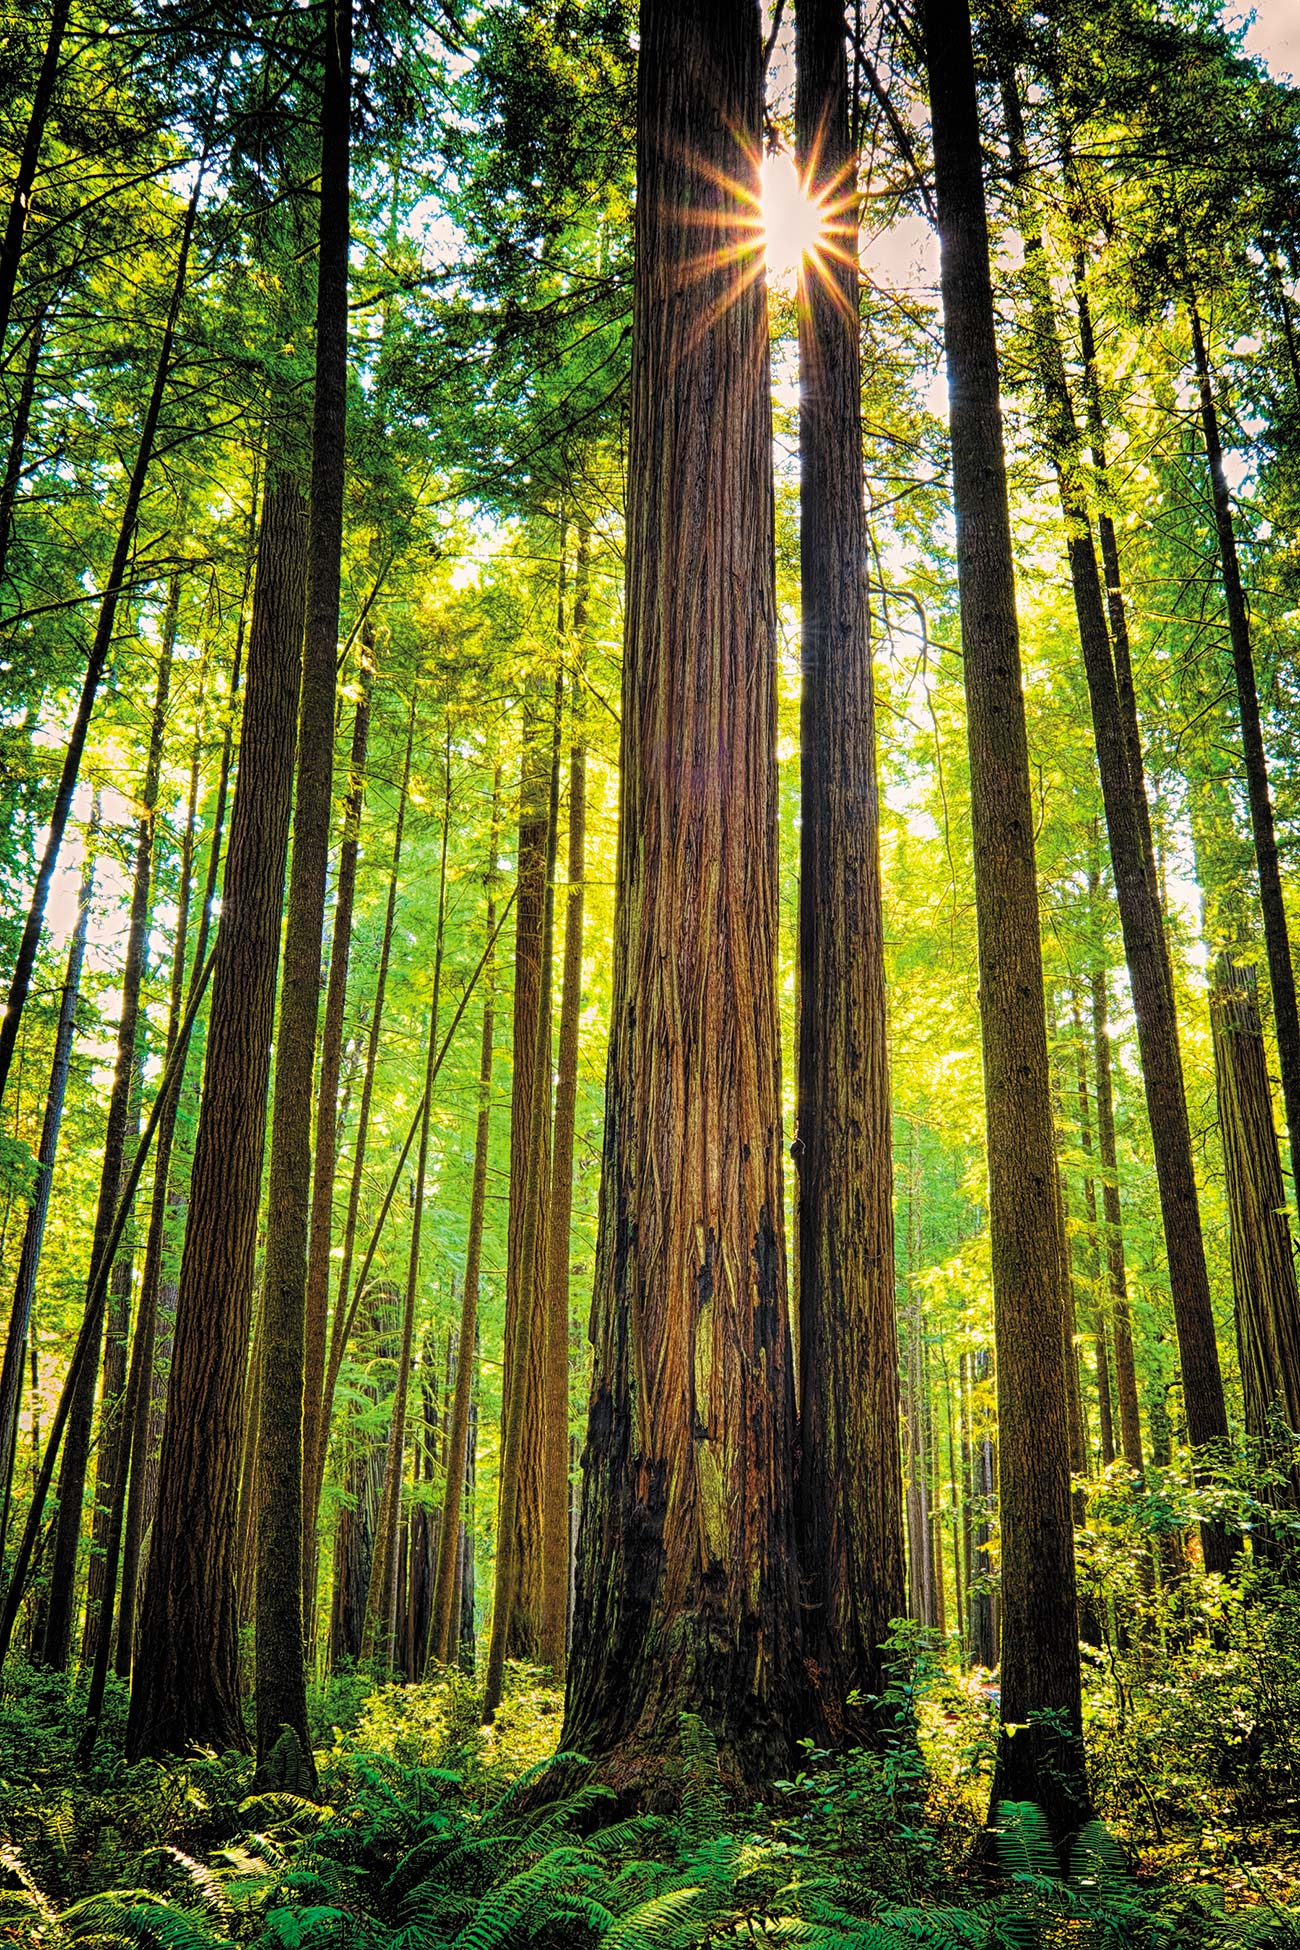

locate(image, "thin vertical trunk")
[[1189, 294, 1300, 1199], [0, 817, 96, 1505], [313, 690, 417, 1520], [0, 0, 72, 349], [925, 0, 1089, 1839], [794, 0, 904, 1744], [484, 681, 561, 1718], [0, 303, 46, 590], [562, 0, 800, 1794], [501, 677, 555, 1662], [1090, 948, 1143, 1471], [81, 578, 183, 1670], [303, 630, 375, 1613], [45, 623, 173, 1671], [999, 75, 1230, 1571], [541, 541, 590, 1680], [253, 0, 351, 1782], [0, 168, 202, 1114], [429, 770, 501, 1670], [360, 732, 451, 1670], [126, 465, 307, 1762], [1071, 990, 1115, 1467]]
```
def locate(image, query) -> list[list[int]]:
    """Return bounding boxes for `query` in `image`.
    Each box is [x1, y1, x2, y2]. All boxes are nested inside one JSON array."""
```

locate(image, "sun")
[[760, 150, 830, 289]]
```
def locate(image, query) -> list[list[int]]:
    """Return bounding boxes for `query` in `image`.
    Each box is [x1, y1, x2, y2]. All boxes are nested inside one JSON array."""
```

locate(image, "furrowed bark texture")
[[924, 0, 1089, 1841], [794, 0, 904, 1744], [1212, 957, 1300, 1451], [126, 468, 306, 1760], [1190, 296, 1300, 1200], [562, 0, 800, 1798], [254, 0, 351, 1779]]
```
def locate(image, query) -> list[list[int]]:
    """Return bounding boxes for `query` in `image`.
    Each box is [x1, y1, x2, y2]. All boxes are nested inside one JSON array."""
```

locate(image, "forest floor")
[[2, 1593, 1300, 1949]]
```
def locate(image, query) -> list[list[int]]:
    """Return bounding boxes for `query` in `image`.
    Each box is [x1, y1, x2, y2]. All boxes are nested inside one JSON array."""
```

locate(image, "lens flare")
[[760, 151, 829, 286]]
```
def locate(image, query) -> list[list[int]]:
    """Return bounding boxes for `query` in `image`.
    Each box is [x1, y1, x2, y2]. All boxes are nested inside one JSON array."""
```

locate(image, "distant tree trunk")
[[1089, 945, 1144, 1472], [429, 772, 501, 1670], [484, 681, 561, 1719], [254, 0, 351, 1784], [561, 0, 800, 1797], [1071, 990, 1114, 1467], [126, 466, 307, 1761], [303, 631, 374, 1622], [1211, 955, 1300, 1473], [1189, 295, 1300, 1200], [81, 577, 184, 1671], [0, 818, 96, 1506], [904, 1304, 934, 1626], [314, 691, 417, 1512], [458, 1394, 477, 1672], [501, 676, 555, 1661], [0, 170, 200, 1115], [924, 0, 1089, 1841], [1000, 73, 1231, 1573], [968, 1347, 998, 1669], [45, 623, 174, 1672], [0, 0, 72, 350], [794, 0, 905, 1746], [360, 734, 450, 1670], [541, 540, 590, 1681]]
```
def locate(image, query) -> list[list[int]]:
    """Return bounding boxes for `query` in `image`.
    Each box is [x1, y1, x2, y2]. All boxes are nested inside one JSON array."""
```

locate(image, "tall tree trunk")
[[1071, 990, 1114, 1467], [794, 0, 904, 1745], [0, 0, 71, 351], [541, 542, 590, 1680], [44, 622, 174, 1671], [311, 690, 417, 1535], [0, 815, 96, 1506], [360, 732, 451, 1671], [561, 0, 799, 1798], [0, 170, 201, 1115], [501, 676, 555, 1662], [1212, 955, 1300, 1465], [126, 466, 307, 1761], [302, 630, 375, 1623], [429, 771, 501, 1670], [253, 0, 351, 1784], [484, 680, 561, 1718], [1189, 294, 1300, 1200], [118, 510, 252, 1678], [924, 0, 1089, 1841], [1000, 75, 1231, 1571]]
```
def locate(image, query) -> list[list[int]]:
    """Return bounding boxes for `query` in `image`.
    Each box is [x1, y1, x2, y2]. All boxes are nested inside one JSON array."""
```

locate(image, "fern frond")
[[991, 1802, 1058, 1882], [59, 1890, 236, 1949]]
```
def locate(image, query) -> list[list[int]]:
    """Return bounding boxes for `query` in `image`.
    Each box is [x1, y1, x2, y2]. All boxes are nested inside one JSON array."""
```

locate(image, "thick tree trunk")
[[1212, 956, 1300, 1457], [254, 0, 351, 1783], [794, 0, 904, 1745], [924, 0, 1089, 1841], [1000, 76, 1231, 1571], [0, 172, 200, 1115], [0, 0, 71, 350], [126, 467, 307, 1761], [303, 632, 374, 1618], [1189, 295, 1300, 1201], [561, 0, 799, 1798], [429, 773, 501, 1670]]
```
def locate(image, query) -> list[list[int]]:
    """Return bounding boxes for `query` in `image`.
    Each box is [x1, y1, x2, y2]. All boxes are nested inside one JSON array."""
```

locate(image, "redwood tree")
[[923, 0, 1089, 1842], [562, 0, 800, 1797], [793, 0, 905, 1744]]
